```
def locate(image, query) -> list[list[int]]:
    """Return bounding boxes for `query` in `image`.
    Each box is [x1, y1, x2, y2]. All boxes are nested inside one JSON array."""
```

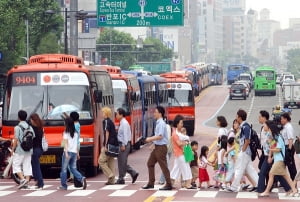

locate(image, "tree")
[[287, 49, 300, 79], [36, 33, 62, 54], [138, 37, 173, 62], [96, 29, 136, 69], [0, 0, 62, 73]]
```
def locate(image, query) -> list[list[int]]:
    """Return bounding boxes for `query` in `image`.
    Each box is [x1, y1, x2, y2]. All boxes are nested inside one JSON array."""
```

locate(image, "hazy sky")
[[246, 0, 300, 29]]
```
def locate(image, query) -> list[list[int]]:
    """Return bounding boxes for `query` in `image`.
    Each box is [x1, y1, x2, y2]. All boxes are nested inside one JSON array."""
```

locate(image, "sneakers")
[[225, 187, 238, 193], [82, 177, 87, 190], [18, 179, 28, 189], [57, 186, 67, 190]]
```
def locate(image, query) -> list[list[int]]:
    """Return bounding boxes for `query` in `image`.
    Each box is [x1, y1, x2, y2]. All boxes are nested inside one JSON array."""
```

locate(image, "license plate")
[[262, 86, 268, 88], [235, 90, 241, 93], [40, 155, 56, 164]]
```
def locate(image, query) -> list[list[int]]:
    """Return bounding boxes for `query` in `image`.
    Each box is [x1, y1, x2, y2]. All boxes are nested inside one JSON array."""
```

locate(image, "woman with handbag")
[[169, 115, 194, 189], [98, 107, 118, 185], [30, 113, 44, 189]]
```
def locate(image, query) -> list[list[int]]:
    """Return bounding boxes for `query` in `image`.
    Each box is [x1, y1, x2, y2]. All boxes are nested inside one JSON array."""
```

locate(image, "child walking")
[[224, 137, 235, 188], [215, 135, 227, 189], [190, 141, 199, 188], [198, 145, 214, 188]]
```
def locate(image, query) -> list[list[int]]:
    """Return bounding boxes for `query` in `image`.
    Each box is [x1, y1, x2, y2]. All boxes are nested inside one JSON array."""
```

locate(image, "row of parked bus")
[[183, 63, 224, 96], [0, 54, 197, 177]]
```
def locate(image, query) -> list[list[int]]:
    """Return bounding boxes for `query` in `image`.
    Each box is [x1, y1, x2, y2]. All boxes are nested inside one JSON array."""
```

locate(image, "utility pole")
[[70, 0, 78, 56]]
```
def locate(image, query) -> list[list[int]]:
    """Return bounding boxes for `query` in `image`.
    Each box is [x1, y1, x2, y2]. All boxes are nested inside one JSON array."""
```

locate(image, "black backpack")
[[242, 123, 261, 161], [19, 125, 34, 151]]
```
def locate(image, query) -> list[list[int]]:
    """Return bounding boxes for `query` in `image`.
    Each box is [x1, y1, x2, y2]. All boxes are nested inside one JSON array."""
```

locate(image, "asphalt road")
[[0, 85, 299, 202]]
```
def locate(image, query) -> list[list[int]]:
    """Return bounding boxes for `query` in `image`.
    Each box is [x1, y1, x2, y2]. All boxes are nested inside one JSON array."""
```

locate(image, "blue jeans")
[[60, 152, 84, 189], [257, 156, 272, 193], [31, 147, 44, 187]]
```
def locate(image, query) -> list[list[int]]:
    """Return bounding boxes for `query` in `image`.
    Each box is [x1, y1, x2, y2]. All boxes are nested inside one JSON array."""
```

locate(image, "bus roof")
[[255, 66, 275, 71], [160, 73, 192, 83], [109, 72, 136, 80], [7, 54, 107, 75], [96, 65, 121, 74]]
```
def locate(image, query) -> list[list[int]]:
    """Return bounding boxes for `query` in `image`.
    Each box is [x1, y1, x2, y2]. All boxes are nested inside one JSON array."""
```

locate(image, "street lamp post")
[[45, 9, 88, 55], [64, 7, 68, 54]]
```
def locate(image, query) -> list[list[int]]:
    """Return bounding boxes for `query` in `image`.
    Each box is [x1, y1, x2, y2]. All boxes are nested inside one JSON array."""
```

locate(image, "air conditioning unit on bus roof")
[[29, 54, 83, 65]]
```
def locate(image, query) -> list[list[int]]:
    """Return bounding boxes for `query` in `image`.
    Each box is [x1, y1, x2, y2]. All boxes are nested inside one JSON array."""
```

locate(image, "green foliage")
[[287, 49, 300, 79], [0, 0, 62, 73], [96, 29, 173, 69], [36, 33, 61, 54], [138, 37, 173, 62], [97, 28, 136, 69]]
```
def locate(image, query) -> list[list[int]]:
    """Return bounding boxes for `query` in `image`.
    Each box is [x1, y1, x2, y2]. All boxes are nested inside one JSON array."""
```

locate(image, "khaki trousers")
[[98, 148, 115, 183]]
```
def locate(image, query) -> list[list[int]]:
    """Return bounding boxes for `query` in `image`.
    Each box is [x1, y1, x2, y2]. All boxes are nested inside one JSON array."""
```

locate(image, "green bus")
[[254, 66, 276, 96]]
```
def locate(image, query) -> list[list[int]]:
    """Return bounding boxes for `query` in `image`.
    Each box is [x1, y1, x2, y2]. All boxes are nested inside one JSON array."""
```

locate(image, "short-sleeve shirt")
[[240, 121, 251, 156], [14, 121, 35, 155], [218, 127, 228, 138], [273, 135, 285, 162], [227, 150, 235, 166], [199, 156, 208, 169], [102, 118, 118, 146], [190, 151, 198, 167], [153, 118, 168, 145], [172, 132, 183, 157], [281, 122, 294, 145], [63, 131, 79, 153]]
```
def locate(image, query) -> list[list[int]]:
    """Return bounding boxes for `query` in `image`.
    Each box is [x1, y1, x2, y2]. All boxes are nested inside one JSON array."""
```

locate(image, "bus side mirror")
[[131, 92, 137, 101], [168, 89, 175, 98], [94, 90, 102, 103]]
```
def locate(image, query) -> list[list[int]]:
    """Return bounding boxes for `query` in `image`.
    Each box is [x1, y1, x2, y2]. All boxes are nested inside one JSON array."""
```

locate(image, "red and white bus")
[[160, 72, 195, 136], [1, 54, 113, 176], [100, 66, 143, 150]]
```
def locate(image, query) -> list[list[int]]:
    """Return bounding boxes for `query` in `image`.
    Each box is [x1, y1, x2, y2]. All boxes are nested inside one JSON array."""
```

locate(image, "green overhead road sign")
[[97, 0, 184, 27]]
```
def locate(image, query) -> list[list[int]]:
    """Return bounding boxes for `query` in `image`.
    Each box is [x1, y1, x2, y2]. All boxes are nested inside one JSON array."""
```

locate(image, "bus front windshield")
[[256, 71, 275, 80], [113, 89, 129, 112], [4, 85, 92, 120], [168, 89, 194, 107]]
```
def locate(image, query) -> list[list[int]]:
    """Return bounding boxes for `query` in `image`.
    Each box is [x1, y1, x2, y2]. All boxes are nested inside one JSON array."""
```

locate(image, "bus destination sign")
[[97, 0, 184, 27]]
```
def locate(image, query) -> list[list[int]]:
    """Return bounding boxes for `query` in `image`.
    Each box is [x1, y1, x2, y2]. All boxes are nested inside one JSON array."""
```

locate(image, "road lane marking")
[[163, 196, 175, 202], [247, 94, 255, 117], [202, 95, 229, 128], [195, 87, 212, 103], [144, 196, 156, 202]]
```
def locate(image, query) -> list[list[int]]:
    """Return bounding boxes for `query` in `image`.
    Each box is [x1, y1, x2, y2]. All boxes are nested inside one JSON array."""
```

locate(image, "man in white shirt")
[[280, 113, 297, 180], [115, 108, 139, 184]]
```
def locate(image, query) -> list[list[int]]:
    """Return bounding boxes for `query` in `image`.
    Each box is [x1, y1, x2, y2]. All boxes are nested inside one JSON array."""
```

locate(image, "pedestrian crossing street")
[[0, 182, 299, 200]]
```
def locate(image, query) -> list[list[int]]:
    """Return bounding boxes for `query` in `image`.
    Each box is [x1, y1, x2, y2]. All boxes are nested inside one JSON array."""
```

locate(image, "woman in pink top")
[[170, 115, 194, 189]]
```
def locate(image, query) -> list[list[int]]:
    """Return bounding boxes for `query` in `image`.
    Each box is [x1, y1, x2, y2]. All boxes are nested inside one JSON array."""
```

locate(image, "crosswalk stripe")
[[24, 190, 57, 196], [65, 190, 96, 196], [0, 191, 16, 196], [109, 190, 137, 197], [0, 186, 14, 191]]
